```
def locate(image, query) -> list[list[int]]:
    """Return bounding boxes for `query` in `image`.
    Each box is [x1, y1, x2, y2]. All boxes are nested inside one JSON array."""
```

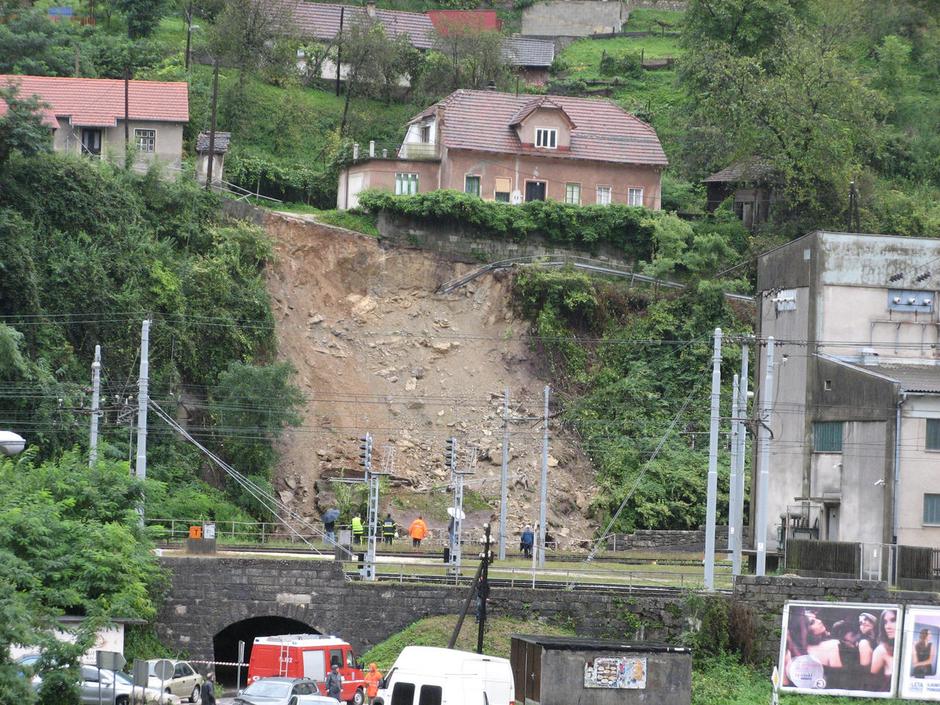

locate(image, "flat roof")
[[511, 634, 690, 653]]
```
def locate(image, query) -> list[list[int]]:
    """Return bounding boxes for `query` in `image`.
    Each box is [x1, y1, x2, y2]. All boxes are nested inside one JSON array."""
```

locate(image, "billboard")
[[779, 601, 901, 698], [899, 606, 940, 700]]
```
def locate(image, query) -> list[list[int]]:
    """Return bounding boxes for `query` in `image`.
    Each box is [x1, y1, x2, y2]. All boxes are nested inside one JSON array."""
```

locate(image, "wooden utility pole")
[[476, 523, 491, 654], [206, 58, 220, 190], [184, 0, 194, 70], [335, 7, 345, 97], [124, 65, 130, 148]]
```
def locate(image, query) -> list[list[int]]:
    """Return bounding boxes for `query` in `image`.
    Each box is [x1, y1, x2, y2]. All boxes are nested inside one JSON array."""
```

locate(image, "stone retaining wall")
[[606, 527, 729, 551]]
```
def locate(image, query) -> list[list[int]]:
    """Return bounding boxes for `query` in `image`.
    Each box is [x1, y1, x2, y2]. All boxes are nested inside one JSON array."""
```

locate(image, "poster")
[[778, 601, 901, 698], [583, 656, 647, 689], [899, 606, 940, 700]]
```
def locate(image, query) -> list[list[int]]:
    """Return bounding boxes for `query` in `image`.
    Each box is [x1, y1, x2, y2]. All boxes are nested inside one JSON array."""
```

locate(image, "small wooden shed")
[[195, 131, 231, 186], [510, 635, 691, 705]]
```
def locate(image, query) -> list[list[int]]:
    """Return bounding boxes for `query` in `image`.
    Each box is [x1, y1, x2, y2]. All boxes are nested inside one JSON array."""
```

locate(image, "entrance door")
[[525, 180, 546, 202], [81, 128, 102, 156], [827, 506, 839, 541]]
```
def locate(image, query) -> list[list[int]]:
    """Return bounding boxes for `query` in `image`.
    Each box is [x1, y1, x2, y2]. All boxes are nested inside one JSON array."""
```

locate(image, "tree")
[[432, 25, 508, 90], [116, 0, 167, 39], [210, 0, 294, 88], [0, 85, 52, 165], [681, 0, 809, 57]]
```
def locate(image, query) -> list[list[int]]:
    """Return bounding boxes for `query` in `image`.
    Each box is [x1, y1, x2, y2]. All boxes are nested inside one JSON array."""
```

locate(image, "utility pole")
[[184, 0, 194, 70], [755, 337, 775, 576], [123, 65, 130, 149], [733, 342, 749, 575], [446, 437, 461, 574], [359, 433, 376, 580], [135, 320, 150, 522], [205, 58, 219, 190], [335, 7, 345, 97], [538, 386, 550, 568], [89, 345, 102, 466], [498, 388, 509, 560], [476, 523, 491, 654], [704, 328, 722, 591], [728, 373, 740, 557]]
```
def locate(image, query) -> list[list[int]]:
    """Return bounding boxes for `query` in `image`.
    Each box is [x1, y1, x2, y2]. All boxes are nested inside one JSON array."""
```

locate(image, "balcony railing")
[[398, 142, 441, 160]]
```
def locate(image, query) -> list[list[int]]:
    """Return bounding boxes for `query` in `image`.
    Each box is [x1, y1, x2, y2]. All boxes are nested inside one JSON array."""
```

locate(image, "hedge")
[[358, 189, 661, 260]]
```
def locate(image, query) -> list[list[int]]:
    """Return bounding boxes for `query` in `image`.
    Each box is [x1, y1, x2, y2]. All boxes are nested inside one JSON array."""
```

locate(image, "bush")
[[599, 51, 643, 79], [358, 189, 660, 260]]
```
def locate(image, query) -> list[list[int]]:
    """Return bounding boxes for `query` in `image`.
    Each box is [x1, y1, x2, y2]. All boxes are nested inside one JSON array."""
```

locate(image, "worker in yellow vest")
[[351, 514, 364, 544]]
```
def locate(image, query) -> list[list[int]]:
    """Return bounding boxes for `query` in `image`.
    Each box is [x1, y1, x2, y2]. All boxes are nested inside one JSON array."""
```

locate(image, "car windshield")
[[114, 672, 134, 685], [245, 681, 291, 697]]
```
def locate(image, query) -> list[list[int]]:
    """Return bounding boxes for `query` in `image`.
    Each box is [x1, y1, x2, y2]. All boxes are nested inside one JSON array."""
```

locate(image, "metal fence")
[[787, 539, 940, 588]]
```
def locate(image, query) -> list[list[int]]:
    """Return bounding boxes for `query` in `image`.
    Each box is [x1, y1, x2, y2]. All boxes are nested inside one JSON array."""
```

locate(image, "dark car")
[[235, 677, 321, 705]]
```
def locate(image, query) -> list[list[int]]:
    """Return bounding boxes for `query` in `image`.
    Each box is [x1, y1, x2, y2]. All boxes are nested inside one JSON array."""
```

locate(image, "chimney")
[[366, 1, 376, 17], [486, 80, 497, 91], [353, 143, 360, 160], [382, 148, 388, 158], [861, 347, 879, 366], [369, 140, 375, 158]]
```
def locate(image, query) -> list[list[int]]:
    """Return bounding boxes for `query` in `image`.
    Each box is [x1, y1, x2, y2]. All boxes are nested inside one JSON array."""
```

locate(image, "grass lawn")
[[623, 7, 683, 33], [561, 35, 683, 80]]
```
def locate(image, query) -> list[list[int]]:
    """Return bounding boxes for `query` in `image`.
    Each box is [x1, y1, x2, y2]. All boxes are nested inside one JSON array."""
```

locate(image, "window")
[[464, 175, 481, 197], [813, 421, 844, 452], [293, 683, 316, 695], [330, 650, 343, 668], [627, 187, 644, 207], [565, 182, 581, 205], [596, 186, 611, 205], [535, 128, 557, 149], [494, 177, 511, 202], [391, 682, 416, 705], [345, 650, 354, 668], [928, 419, 940, 451], [135, 128, 155, 153], [925, 494, 940, 524], [420, 124, 431, 143], [418, 685, 443, 705], [395, 172, 418, 196]]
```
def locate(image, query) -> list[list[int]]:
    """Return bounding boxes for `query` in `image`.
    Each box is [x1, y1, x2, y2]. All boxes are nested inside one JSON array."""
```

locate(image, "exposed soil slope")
[[262, 211, 597, 547]]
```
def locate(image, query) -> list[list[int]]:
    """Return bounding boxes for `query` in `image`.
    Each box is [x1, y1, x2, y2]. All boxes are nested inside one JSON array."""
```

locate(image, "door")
[[524, 181, 546, 202], [303, 649, 326, 682], [81, 128, 102, 156], [827, 506, 840, 541], [347, 173, 364, 209]]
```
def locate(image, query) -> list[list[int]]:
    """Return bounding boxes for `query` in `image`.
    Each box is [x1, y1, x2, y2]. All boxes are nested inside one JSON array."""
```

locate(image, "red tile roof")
[[426, 10, 501, 35], [287, 1, 436, 49], [414, 89, 667, 167], [0, 75, 189, 128]]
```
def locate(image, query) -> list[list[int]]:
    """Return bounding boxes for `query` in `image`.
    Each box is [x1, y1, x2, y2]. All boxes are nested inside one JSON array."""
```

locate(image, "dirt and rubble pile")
[[262, 211, 597, 546]]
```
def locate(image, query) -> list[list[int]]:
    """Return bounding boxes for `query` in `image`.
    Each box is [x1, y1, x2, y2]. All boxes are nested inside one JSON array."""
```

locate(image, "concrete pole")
[[733, 343, 749, 575], [499, 388, 509, 560], [728, 373, 740, 554], [537, 386, 550, 568], [135, 320, 150, 497], [704, 328, 722, 591], [89, 345, 101, 466], [755, 337, 775, 576]]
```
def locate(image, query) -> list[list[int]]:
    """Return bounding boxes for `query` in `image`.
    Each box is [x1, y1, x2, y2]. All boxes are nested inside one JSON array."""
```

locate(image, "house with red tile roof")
[[337, 89, 667, 209], [0, 75, 189, 170], [426, 10, 501, 35]]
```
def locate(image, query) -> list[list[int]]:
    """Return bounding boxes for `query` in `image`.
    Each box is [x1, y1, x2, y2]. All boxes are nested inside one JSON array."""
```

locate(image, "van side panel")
[[303, 649, 326, 681], [247, 644, 281, 682]]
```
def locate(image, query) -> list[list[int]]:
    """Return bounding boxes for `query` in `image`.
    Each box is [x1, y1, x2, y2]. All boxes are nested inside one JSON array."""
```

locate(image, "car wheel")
[[116, 696, 128, 705], [351, 687, 365, 705], [191, 685, 200, 702]]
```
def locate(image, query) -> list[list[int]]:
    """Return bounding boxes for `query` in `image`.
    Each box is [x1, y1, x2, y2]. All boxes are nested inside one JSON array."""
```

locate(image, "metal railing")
[[398, 142, 441, 160]]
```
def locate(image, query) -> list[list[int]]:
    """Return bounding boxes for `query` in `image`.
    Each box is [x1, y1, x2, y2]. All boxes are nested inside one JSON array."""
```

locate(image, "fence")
[[786, 539, 940, 587]]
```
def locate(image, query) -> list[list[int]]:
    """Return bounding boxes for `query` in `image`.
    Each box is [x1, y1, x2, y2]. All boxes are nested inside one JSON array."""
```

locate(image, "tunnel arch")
[[213, 616, 318, 687]]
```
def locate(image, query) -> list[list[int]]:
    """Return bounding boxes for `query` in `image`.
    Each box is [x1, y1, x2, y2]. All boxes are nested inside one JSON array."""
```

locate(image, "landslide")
[[261, 211, 597, 547]]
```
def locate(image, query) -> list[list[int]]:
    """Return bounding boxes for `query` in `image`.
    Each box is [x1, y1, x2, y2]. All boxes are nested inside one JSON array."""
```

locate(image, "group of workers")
[[328, 512, 430, 547]]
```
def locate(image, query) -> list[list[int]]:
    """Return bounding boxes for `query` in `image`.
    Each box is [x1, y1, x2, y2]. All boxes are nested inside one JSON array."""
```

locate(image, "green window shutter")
[[927, 419, 940, 451], [813, 421, 844, 452]]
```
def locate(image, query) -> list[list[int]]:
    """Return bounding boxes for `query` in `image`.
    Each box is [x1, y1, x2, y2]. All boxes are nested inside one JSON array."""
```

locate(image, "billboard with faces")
[[899, 606, 940, 701], [778, 601, 901, 698]]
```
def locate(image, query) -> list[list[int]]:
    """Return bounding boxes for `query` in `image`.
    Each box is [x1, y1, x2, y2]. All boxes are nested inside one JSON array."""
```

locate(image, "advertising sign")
[[779, 601, 901, 698], [583, 657, 647, 689], [899, 606, 940, 700]]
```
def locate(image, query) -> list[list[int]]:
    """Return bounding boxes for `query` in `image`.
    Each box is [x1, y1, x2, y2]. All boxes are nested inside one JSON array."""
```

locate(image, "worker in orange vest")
[[364, 662, 383, 704], [409, 515, 428, 548]]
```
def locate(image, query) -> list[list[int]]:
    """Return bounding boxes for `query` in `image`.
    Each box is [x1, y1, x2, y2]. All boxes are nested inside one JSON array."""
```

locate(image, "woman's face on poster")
[[882, 610, 897, 639], [860, 615, 875, 637], [807, 611, 828, 636]]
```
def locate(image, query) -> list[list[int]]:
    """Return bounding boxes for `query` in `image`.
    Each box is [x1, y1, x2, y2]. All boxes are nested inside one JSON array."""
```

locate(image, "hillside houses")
[[337, 89, 667, 209]]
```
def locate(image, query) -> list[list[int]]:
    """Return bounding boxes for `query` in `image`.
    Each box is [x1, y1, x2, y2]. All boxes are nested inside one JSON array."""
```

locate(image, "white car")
[[145, 660, 205, 703]]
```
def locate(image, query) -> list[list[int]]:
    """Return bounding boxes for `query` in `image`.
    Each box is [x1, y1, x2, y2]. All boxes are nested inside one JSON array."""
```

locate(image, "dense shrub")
[[359, 189, 662, 261]]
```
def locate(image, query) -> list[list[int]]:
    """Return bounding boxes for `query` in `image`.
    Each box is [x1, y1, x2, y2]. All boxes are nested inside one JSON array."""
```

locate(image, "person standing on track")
[[520, 525, 534, 559], [364, 662, 383, 704], [382, 513, 396, 545], [352, 514, 364, 544], [409, 515, 428, 548]]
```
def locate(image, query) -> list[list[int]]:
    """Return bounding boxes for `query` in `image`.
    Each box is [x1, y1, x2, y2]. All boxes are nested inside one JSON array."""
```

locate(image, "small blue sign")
[[48, 6, 74, 16]]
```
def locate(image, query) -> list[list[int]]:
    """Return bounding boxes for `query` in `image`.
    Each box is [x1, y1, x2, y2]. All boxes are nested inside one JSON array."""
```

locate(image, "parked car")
[[235, 677, 321, 705], [19, 656, 180, 705], [372, 647, 512, 705], [145, 659, 204, 702], [290, 695, 341, 705]]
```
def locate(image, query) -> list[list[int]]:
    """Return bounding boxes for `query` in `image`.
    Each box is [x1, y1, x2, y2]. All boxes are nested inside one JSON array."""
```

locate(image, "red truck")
[[247, 634, 367, 704]]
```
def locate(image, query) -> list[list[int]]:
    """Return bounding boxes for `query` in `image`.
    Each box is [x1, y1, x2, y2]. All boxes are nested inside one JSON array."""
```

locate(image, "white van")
[[372, 646, 513, 705]]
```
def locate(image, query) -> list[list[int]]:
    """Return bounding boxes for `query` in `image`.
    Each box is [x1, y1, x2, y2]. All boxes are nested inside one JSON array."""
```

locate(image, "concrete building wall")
[[898, 396, 940, 547], [515, 109, 572, 149], [840, 420, 888, 545], [50, 119, 184, 170], [522, 0, 625, 37], [337, 159, 441, 209]]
